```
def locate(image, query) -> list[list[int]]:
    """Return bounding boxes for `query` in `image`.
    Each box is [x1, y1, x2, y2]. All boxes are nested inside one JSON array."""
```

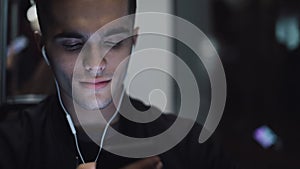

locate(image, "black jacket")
[[0, 96, 237, 169]]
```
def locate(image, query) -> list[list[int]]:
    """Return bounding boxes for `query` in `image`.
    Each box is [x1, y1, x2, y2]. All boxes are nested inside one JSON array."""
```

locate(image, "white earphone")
[[41, 46, 50, 66]]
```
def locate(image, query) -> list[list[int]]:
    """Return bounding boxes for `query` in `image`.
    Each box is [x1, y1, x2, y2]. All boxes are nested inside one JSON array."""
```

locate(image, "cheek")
[[106, 49, 131, 73], [51, 55, 78, 82]]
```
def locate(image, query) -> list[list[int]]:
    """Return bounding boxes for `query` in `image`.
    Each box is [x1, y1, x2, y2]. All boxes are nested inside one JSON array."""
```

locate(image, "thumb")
[[76, 162, 96, 169], [121, 156, 163, 169]]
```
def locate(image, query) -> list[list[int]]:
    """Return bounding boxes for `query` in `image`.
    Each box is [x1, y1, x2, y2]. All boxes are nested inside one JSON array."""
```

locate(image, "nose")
[[84, 60, 106, 77], [83, 48, 107, 77]]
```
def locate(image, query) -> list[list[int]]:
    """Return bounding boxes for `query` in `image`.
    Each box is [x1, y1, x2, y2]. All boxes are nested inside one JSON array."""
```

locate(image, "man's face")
[[42, 0, 135, 110]]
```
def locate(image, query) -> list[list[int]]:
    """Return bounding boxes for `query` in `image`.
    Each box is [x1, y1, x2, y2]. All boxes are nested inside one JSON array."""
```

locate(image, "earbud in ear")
[[41, 46, 50, 66]]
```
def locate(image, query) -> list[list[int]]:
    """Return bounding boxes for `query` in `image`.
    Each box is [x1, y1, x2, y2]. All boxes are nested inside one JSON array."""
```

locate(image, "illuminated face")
[[43, 0, 135, 110]]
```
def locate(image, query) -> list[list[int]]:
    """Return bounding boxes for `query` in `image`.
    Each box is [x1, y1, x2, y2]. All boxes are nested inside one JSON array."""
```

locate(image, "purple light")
[[253, 125, 278, 149]]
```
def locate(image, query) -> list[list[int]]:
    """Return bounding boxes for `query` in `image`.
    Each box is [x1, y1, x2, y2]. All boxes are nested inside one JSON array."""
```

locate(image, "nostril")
[[84, 63, 106, 77], [84, 59, 106, 74], [99, 65, 105, 71], [85, 65, 92, 71]]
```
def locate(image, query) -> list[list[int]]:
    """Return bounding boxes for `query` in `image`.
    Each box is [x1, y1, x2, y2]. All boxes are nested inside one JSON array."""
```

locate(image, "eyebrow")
[[53, 32, 89, 41], [103, 27, 131, 37], [52, 27, 131, 42]]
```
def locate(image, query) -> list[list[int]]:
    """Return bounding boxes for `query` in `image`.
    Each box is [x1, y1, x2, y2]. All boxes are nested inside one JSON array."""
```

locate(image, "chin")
[[83, 98, 113, 110], [72, 91, 112, 110], [96, 98, 113, 110], [73, 82, 110, 103]]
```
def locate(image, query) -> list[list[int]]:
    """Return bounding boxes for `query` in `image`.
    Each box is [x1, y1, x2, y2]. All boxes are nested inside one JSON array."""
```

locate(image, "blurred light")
[[7, 36, 28, 56], [276, 16, 300, 51], [253, 125, 278, 149]]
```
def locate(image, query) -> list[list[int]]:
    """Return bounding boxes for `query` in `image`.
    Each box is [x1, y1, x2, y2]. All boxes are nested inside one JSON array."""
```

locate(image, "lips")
[[80, 79, 111, 90]]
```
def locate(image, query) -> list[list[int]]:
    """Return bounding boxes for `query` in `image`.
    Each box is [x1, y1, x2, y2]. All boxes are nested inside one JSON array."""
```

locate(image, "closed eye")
[[103, 40, 123, 49], [62, 42, 83, 51], [102, 32, 128, 49], [55, 37, 84, 52]]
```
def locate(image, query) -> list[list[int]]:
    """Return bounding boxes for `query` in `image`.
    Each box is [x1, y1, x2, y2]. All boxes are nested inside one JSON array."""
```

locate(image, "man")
[[0, 0, 237, 169]]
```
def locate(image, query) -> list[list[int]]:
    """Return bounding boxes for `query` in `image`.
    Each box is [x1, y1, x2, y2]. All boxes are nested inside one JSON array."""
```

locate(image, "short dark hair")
[[35, 0, 137, 36], [35, 0, 136, 13]]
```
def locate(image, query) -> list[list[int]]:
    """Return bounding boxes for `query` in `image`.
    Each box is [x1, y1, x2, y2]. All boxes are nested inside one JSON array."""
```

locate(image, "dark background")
[[175, 0, 300, 168]]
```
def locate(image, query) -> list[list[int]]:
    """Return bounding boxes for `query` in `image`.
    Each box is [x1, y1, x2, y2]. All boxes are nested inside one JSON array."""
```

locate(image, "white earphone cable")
[[43, 45, 132, 164], [95, 89, 125, 161], [55, 80, 86, 163], [55, 80, 125, 164]]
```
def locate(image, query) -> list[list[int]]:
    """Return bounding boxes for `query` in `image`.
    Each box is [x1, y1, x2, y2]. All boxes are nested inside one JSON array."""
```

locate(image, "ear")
[[132, 27, 139, 46], [33, 30, 44, 52]]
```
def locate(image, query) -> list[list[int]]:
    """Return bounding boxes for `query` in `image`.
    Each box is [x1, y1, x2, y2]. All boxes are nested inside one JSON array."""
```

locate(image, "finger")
[[121, 156, 162, 169], [156, 161, 163, 169], [76, 162, 96, 169]]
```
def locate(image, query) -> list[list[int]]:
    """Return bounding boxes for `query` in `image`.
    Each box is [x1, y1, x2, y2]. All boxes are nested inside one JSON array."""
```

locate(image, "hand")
[[121, 156, 163, 169], [76, 162, 96, 169], [75, 157, 163, 169]]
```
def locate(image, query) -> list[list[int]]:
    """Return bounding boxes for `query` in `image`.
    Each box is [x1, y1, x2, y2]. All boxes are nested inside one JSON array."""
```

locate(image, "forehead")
[[47, 0, 130, 35]]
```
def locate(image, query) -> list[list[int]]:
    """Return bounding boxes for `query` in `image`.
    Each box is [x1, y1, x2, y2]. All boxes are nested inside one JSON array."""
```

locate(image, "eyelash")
[[104, 41, 123, 49], [62, 43, 83, 51], [60, 40, 125, 52]]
